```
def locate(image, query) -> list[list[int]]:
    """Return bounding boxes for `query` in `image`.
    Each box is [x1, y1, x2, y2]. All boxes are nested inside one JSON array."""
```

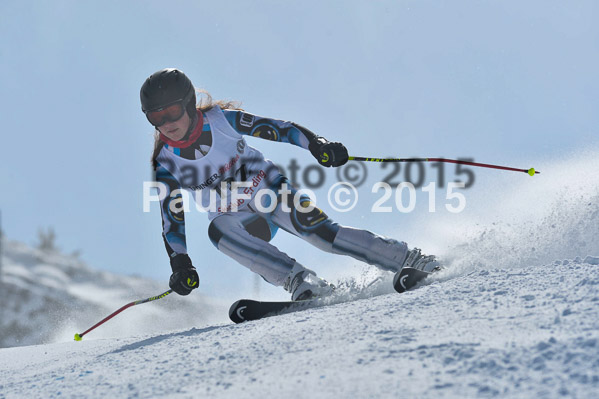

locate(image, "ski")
[[393, 267, 431, 293], [230, 269, 436, 323], [229, 298, 323, 323]]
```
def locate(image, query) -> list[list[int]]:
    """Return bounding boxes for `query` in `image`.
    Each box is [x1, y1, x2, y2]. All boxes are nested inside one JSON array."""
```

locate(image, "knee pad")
[[208, 215, 276, 248], [244, 216, 275, 242], [290, 194, 329, 233]]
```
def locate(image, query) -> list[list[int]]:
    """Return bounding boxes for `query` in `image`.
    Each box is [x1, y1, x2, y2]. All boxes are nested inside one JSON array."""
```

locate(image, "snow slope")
[[0, 259, 598, 398], [1, 152, 598, 397], [0, 241, 229, 348]]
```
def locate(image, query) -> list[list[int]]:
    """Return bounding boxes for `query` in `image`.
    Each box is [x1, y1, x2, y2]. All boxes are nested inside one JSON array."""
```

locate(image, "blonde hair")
[[151, 89, 243, 170]]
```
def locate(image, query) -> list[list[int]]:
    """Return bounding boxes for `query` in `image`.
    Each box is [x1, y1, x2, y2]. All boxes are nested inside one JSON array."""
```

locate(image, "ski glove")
[[169, 254, 200, 296], [308, 137, 349, 167]]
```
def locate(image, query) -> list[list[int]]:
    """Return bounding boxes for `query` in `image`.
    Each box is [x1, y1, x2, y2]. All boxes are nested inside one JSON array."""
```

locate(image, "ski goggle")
[[145, 102, 186, 127]]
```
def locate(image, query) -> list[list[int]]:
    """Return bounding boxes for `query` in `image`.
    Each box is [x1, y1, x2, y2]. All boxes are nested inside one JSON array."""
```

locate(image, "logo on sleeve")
[[239, 113, 255, 128]]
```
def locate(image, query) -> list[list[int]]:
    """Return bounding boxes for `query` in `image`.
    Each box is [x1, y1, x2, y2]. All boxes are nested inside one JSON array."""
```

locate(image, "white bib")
[[156, 105, 281, 220]]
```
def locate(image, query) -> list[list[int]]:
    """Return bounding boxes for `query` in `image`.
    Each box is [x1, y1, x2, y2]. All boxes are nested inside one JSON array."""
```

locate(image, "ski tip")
[[393, 271, 407, 293], [393, 267, 431, 293], [74, 333, 82, 342], [229, 300, 248, 324]]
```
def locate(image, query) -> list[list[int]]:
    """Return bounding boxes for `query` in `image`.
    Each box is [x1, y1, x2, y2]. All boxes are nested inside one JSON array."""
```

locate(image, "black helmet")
[[140, 68, 196, 116]]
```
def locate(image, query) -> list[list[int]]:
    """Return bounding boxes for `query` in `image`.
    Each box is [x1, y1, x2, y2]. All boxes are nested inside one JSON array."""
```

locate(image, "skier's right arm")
[[155, 163, 199, 295]]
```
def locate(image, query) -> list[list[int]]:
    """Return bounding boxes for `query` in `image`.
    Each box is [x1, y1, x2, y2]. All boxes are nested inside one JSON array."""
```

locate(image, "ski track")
[[1, 260, 597, 399]]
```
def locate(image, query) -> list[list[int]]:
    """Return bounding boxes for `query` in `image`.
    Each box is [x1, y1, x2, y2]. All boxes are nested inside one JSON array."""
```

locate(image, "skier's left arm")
[[223, 110, 349, 167]]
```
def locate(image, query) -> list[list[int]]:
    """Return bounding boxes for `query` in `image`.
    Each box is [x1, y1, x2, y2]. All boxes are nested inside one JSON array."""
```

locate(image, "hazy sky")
[[1, 1, 597, 300]]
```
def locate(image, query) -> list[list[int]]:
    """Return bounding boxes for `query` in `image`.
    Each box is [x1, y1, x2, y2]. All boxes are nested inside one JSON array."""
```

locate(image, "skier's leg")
[[331, 225, 409, 272], [260, 177, 410, 272], [207, 210, 333, 299], [331, 221, 439, 273], [207, 211, 293, 286]]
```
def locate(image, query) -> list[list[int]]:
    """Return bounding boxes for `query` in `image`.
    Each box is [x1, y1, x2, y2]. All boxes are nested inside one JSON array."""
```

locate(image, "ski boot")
[[400, 247, 440, 273], [284, 263, 335, 301]]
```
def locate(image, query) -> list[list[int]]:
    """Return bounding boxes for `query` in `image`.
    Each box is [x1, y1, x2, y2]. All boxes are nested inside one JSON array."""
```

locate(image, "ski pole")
[[349, 156, 539, 176], [74, 289, 173, 341]]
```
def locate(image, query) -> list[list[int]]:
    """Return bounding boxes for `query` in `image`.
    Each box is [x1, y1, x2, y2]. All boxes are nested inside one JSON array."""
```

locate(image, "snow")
[[0, 260, 598, 398], [0, 240, 229, 349], [1, 151, 598, 397]]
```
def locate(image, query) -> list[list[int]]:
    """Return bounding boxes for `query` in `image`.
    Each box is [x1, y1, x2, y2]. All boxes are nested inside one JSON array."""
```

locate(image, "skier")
[[141, 68, 438, 301]]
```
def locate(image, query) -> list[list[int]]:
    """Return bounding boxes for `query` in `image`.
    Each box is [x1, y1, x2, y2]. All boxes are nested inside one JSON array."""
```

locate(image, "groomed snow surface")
[[2, 152, 599, 398], [1, 258, 598, 398]]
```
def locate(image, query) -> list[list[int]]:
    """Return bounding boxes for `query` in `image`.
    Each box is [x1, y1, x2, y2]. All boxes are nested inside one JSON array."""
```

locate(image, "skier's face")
[[157, 110, 191, 141]]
